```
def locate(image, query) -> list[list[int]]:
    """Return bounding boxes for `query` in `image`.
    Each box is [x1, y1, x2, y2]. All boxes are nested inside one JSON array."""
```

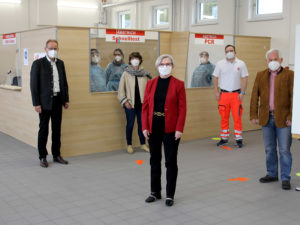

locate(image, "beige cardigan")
[[117, 69, 151, 108]]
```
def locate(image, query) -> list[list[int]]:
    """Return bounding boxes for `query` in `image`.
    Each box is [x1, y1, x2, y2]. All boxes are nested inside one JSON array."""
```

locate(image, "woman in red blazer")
[[142, 54, 187, 207]]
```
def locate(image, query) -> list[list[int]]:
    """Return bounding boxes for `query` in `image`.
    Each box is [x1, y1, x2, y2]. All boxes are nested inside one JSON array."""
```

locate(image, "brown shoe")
[[40, 158, 48, 168], [53, 156, 68, 164]]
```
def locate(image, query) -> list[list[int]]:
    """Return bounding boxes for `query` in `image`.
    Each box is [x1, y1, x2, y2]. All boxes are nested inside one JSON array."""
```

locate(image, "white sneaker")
[[141, 144, 149, 152], [127, 145, 134, 154]]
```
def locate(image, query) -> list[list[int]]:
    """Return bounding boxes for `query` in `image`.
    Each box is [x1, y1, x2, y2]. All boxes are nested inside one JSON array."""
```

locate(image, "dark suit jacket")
[[142, 76, 187, 133], [250, 67, 294, 128], [30, 57, 69, 110]]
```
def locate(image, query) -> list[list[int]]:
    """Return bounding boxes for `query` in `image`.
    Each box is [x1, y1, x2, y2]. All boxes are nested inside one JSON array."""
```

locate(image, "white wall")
[[0, 0, 100, 34], [238, 0, 300, 68], [105, 0, 300, 68]]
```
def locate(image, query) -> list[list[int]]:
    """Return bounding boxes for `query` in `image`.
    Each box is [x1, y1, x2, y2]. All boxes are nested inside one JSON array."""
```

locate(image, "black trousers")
[[38, 95, 62, 159], [149, 116, 180, 198]]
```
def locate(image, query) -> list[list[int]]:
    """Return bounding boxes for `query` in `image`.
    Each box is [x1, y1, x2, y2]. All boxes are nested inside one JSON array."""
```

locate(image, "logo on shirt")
[[237, 67, 240, 71]]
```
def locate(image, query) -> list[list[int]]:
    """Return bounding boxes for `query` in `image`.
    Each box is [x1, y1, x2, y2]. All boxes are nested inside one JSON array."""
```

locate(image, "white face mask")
[[158, 66, 172, 77], [92, 56, 100, 64], [48, 49, 57, 59], [131, 59, 140, 67], [268, 61, 281, 71], [115, 55, 122, 62], [226, 51, 235, 60], [199, 57, 207, 64]]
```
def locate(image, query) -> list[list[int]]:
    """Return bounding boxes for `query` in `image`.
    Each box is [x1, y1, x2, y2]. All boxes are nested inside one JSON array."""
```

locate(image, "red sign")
[[106, 29, 145, 43], [195, 33, 224, 45], [2, 33, 17, 45]]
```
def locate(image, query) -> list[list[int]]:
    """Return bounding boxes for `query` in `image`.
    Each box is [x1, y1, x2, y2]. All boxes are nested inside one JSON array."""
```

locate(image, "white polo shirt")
[[213, 57, 248, 91]]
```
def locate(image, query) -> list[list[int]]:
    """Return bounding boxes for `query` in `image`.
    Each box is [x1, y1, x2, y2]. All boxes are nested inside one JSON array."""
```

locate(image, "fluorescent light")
[[57, 1, 98, 9], [0, 0, 22, 3]]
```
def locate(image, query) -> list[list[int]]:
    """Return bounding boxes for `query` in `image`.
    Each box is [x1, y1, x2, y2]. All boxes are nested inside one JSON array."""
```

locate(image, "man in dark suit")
[[30, 39, 69, 168]]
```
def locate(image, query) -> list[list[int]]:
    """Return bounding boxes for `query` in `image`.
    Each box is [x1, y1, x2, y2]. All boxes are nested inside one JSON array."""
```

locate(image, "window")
[[249, 0, 283, 21], [153, 5, 169, 27], [197, 0, 218, 21], [119, 11, 131, 28]]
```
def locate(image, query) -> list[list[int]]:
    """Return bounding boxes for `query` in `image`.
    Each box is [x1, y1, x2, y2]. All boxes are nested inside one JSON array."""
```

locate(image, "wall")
[[0, 28, 56, 149], [0, 0, 100, 34]]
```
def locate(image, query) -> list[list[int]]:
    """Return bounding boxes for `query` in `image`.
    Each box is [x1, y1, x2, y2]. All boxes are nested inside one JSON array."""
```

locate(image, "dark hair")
[[113, 48, 124, 57], [45, 39, 58, 48], [91, 48, 99, 54], [128, 52, 143, 65], [225, 44, 235, 52]]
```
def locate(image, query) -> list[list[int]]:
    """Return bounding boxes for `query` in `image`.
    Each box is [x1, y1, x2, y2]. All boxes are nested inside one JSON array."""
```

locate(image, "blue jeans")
[[124, 107, 145, 146], [262, 115, 292, 181]]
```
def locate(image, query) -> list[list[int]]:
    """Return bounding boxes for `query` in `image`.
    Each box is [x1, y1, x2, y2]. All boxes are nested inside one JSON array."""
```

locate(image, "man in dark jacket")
[[30, 39, 69, 168]]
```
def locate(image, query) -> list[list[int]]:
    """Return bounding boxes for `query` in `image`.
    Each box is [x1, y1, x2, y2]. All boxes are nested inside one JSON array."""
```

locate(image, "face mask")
[[226, 51, 235, 60], [158, 66, 172, 76], [48, 50, 57, 59], [92, 56, 100, 64], [199, 57, 207, 64], [268, 61, 281, 71], [131, 59, 140, 67], [115, 55, 122, 62]]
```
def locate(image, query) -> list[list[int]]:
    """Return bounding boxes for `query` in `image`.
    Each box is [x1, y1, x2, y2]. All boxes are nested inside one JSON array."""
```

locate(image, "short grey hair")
[[155, 54, 175, 68], [266, 49, 282, 60]]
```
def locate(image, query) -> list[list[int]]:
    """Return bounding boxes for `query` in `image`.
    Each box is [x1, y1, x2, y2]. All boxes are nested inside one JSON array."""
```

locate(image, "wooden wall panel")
[[183, 36, 270, 141], [0, 28, 56, 149], [57, 27, 139, 157], [235, 36, 271, 131], [0, 27, 271, 157]]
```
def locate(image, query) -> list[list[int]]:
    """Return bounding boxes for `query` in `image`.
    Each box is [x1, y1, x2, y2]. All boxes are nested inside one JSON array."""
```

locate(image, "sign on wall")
[[195, 34, 224, 45], [2, 33, 17, 45], [105, 29, 145, 43]]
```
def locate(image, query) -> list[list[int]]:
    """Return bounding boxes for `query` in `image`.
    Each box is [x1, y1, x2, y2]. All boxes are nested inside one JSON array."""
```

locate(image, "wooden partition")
[[0, 28, 56, 149], [0, 27, 271, 157]]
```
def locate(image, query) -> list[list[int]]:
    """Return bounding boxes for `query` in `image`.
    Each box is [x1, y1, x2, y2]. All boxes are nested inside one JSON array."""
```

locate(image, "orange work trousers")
[[218, 92, 243, 140]]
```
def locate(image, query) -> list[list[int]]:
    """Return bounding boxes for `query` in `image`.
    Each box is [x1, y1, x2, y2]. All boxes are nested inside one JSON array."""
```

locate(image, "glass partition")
[[89, 28, 159, 93], [0, 33, 22, 87], [186, 33, 234, 88]]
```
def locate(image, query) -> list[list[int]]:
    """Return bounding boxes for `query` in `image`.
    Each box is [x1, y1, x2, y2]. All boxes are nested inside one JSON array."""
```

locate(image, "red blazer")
[[142, 76, 187, 133]]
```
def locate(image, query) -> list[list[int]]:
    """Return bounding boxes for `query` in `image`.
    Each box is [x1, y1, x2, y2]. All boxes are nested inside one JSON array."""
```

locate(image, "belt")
[[221, 89, 241, 93], [154, 111, 165, 117], [269, 111, 274, 116], [53, 92, 60, 96]]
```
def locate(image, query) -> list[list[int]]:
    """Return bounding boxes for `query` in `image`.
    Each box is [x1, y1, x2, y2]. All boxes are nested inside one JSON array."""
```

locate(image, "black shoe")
[[282, 180, 291, 190], [217, 139, 228, 146], [236, 140, 243, 148], [40, 158, 48, 168], [53, 156, 68, 164], [259, 175, 278, 183], [165, 198, 174, 207], [145, 193, 161, 203]]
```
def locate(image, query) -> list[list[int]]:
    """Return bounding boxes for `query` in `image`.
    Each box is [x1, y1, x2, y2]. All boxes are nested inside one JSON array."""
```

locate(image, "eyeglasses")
[[159, 63, 172, 67]]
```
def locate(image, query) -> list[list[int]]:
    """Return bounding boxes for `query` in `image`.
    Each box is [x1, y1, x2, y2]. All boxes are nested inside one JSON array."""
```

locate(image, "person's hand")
[[175, 131, 182, 140], [124, 101, 132, 109], [143, 130, 150, 140], [251, 119, 259, 125], [34, 105, 42, 114], [286, 120, 292, 126], [64, 102, 69, 109], [215, 92, 220, 101], [239, 93, 244, 102]]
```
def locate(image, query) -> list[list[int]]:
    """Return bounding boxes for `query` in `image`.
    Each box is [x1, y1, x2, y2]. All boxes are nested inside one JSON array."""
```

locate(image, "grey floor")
[[0, 131, 300, 225]]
